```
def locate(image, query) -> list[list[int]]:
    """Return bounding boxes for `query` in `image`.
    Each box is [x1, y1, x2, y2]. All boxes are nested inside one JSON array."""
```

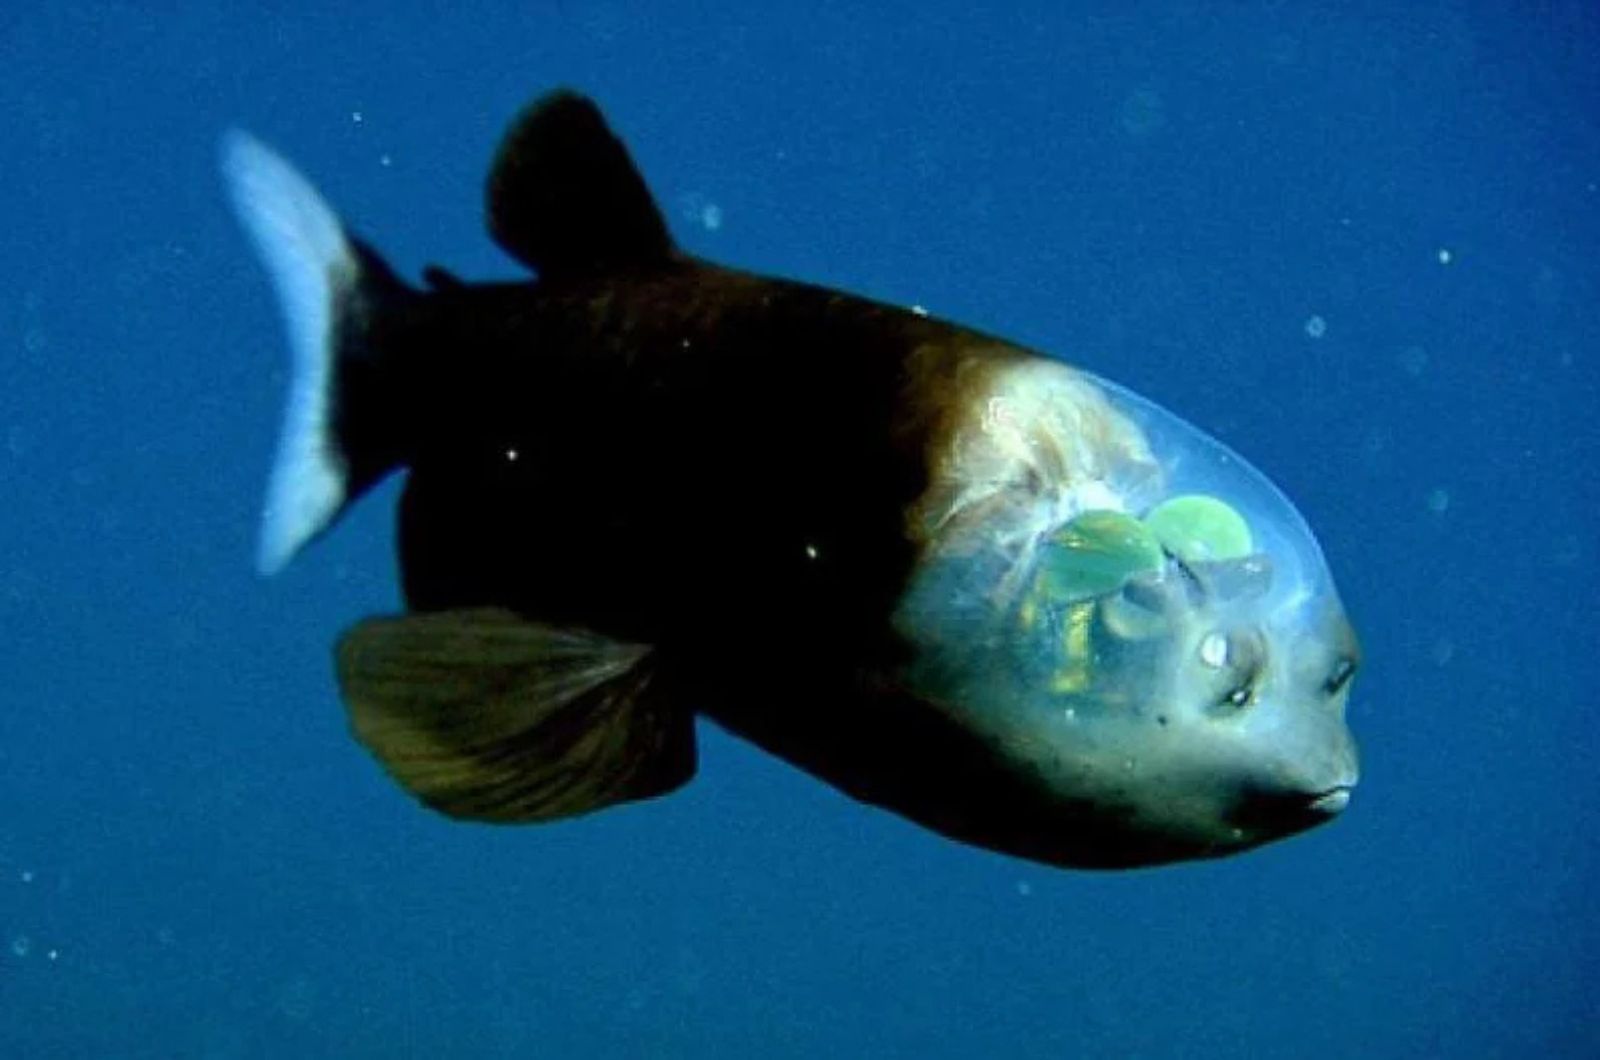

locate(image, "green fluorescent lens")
[[1143, 494, 1253, 563]]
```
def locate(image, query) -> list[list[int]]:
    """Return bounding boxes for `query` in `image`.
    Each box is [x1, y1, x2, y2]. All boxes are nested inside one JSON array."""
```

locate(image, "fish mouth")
[[1306, 785, 1354, 815], [1232, 782, 1356, 836]]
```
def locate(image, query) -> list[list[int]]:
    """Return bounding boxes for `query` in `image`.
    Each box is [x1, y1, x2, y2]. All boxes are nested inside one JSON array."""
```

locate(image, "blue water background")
[[2, 3, 1596, 1056]]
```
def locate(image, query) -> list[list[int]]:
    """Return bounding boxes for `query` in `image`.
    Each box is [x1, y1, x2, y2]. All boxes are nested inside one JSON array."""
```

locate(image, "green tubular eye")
[[1036, 510, 1165, 602], [1144, 494, 1253, 563]]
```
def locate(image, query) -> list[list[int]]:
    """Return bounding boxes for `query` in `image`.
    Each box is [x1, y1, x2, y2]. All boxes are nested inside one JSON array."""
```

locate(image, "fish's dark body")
[[392, 257, 1099, 859], [225, 88, 1359, 870]]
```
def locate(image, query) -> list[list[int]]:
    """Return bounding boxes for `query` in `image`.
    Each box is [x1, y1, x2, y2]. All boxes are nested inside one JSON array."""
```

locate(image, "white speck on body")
[[910, 304, 929, 317]]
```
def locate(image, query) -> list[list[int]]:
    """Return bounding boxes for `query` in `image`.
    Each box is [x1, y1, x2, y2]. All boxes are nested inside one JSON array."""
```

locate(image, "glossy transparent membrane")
[[893, 356, 1352, 800]]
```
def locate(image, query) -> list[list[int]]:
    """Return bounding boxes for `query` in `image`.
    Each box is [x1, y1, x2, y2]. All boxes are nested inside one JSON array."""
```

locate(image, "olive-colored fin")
[[485, 89, 674, 280], [337, 608, 694, 823]]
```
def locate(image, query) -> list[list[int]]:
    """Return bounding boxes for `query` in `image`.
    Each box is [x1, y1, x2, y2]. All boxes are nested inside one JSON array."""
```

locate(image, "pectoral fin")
[[337, 608, 694, 823]]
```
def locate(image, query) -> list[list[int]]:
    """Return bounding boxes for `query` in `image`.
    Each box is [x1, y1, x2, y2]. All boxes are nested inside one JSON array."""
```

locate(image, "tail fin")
[[221, 130, 412, 575]]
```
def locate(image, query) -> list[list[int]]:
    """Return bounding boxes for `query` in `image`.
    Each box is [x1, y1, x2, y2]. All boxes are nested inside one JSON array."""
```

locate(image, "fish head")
[[893, 355, 1360, 866]]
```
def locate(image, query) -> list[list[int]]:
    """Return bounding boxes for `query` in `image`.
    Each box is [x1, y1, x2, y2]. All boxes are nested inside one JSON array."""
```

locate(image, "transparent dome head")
[[892, 355, 1358, 857]]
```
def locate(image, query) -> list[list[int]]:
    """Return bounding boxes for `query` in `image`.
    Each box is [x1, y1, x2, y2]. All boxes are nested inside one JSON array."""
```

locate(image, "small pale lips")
[[1308, 786, 1354, 815]]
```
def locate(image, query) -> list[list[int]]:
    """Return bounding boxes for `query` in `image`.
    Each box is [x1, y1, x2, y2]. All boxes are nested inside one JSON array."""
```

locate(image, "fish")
[[222, 88, 1360, 869]]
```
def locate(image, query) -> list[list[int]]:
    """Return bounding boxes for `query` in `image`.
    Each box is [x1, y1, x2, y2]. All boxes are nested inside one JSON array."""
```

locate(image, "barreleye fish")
[[223, 89, 1360, 869]]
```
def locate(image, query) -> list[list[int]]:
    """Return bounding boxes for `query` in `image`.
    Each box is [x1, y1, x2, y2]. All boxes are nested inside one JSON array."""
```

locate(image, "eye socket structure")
[[1198, 627, 1267, 714]]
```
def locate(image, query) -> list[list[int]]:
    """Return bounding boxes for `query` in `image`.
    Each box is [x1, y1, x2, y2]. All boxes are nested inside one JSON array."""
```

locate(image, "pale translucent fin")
[[337, 609, 695, 823], [221, 130, 358, 575]]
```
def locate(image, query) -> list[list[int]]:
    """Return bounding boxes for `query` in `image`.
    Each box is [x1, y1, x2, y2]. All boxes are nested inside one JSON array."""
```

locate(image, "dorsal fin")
[[486, 89, 674, 280]]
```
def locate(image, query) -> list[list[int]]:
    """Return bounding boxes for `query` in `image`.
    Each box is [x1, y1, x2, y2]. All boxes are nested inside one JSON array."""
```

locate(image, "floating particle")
[[677, 192, 723, 232], [351, 111, 364, 124], [277, 976, 317, 1023], [10, 935, 29, 958], [1304, 315, 1327, 339], [1551, 533, 1581, 566], [1431, 638, 1456, 666], [1016, 880, 1033, 897], [1398, 345, 1429, 377], [1119, 87, 1166, 139], [379, 154, 393, 168], [1437, 248, 1452, 265], [20, 869, 33, 884], [1427, 488, 1450, 514]]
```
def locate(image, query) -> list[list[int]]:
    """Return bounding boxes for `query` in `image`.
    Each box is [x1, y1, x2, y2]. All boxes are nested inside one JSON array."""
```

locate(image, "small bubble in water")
[[1304, 315, 1327, 339], [10, 935, 30, 958], [1427, 488, 1450, 514]]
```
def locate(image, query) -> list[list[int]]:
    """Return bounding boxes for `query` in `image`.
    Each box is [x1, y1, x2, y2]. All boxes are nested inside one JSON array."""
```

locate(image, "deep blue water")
[[2, 3, 1596, 1056]]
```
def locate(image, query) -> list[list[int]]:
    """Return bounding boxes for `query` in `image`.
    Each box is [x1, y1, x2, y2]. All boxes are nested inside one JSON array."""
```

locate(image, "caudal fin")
[[221, 130, 411, 575]]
